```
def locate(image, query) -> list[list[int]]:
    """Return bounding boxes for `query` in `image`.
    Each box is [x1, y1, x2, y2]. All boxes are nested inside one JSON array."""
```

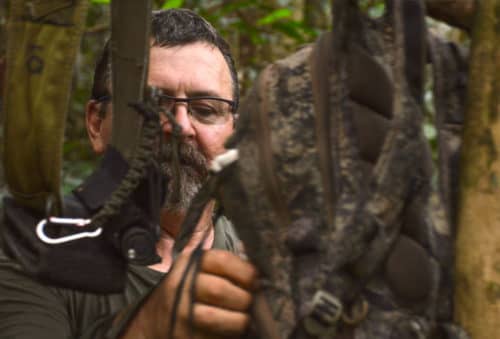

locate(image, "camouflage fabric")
[[214, 1, 468, 338]]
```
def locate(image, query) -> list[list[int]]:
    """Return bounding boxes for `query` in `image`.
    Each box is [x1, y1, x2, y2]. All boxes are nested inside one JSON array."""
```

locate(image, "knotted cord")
[[90, 102, 162, 228]]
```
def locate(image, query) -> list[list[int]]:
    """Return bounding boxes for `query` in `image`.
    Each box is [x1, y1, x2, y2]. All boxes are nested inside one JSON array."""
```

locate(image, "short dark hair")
[[91, 9, 239, 109]]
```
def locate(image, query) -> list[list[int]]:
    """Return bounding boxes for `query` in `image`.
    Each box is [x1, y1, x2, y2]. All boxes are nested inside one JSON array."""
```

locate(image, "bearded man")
[[0, 9, 257, 339]]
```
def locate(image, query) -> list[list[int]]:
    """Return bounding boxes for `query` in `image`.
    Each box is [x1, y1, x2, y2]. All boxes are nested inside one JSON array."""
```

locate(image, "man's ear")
[[85, 100, 108, 154]]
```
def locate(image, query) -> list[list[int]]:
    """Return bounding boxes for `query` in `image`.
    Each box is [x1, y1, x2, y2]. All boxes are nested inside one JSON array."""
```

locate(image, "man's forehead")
[[147, 43, 232, 99]]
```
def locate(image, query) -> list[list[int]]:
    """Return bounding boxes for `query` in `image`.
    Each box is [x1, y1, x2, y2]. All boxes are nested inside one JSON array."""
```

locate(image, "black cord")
[[167, 246, 203, 339], [187, 246, 204, 339]]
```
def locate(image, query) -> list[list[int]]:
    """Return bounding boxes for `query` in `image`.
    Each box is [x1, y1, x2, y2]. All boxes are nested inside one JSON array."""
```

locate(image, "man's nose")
[[161, 105, 195, 138]]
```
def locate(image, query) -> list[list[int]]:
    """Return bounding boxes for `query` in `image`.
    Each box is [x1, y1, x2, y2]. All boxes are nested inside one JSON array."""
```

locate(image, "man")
[[0, 9, 257, 339]]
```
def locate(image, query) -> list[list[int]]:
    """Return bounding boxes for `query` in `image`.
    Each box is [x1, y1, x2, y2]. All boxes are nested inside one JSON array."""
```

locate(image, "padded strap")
[[3, 0, 89, 214], [384, 235, 434, 301], [347, 45, 394, 119], [350, 101, 391, 164]]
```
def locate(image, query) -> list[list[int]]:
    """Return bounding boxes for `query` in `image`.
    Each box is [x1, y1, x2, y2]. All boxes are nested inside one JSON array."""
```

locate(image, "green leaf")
[[423, 123, 437, 140], [272, 21, 307, 42], [257, 8, 293, 26], [162, 0, 184, 9], [91, 0, 110, 4], [219, 1, 256, 15], [368, 3, 385, 19]]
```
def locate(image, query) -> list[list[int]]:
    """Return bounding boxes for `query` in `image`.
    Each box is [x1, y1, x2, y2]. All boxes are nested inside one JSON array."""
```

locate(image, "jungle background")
[[1, 1, 499, 338], [0, 0, 467, 193]]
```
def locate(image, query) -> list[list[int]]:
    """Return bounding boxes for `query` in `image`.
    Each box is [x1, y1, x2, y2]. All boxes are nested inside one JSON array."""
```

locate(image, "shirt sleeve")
[[0, 256, 132, 339], [0, 255, 73, 338], [0, 248, 161, 339], [213, 215, 245, 256]]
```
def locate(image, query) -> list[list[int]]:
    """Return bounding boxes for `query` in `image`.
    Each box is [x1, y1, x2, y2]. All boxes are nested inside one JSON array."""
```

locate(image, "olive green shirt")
[[0, 216, 240, 338]]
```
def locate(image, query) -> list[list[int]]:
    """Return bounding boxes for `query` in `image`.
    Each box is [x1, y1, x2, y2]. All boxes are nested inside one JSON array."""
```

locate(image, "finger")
[[195, 272, 253, 311], [193, 303, 250, 337], [165, 251, 194, 290], [200, 250, 258, 290]]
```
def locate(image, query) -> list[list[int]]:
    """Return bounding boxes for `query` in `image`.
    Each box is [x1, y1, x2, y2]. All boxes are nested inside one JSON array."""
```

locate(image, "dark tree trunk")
[[426, 0, 476, 30], [0, 1, 8, 192]]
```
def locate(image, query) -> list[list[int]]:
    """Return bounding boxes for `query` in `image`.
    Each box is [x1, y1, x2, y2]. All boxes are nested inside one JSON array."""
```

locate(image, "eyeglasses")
[[94, 94, 235, 125], [157, 94, 235, 125]]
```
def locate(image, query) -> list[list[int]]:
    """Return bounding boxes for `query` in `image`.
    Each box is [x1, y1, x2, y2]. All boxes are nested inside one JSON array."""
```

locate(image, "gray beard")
[[160, 140, 209, 214]]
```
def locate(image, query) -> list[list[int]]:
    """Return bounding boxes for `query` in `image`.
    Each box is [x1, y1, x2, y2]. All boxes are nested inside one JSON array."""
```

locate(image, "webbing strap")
[[3, 0, 89, 214], [110, 0, 152, 161], [254, 65, 291, 228]]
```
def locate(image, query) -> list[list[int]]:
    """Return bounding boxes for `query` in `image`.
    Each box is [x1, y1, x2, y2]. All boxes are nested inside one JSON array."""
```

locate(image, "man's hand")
[[123, 249, 257, 339]]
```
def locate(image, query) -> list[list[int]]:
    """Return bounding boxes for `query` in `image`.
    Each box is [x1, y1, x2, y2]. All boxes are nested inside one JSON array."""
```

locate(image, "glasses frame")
[[93, 94, 236, 113], [156, 94, 236, 115], [94, 95, 111, 103]]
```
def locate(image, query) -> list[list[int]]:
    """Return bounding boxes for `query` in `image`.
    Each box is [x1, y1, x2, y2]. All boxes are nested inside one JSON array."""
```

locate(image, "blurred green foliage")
[[162, 0, 185, 9], [0, 1, 465, 194]]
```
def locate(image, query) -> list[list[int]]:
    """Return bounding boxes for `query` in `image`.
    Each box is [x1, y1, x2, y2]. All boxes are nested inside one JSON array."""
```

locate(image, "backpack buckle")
[[304, 290, 343, 337]]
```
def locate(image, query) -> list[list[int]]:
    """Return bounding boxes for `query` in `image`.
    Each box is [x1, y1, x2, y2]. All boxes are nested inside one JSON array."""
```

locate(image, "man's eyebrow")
[[186, 90, 227, 99]]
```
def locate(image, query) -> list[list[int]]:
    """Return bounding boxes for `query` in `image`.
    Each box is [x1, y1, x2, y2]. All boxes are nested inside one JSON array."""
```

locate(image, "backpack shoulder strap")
[[309, 31, 337, 229], [254, 64, 291, 228]]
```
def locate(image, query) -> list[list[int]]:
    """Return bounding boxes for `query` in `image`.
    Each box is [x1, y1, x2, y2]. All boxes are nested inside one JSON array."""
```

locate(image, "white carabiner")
[[36, 217, 102, 245]]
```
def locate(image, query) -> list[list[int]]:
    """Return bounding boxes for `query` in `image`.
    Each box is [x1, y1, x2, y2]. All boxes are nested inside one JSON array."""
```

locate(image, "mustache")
[[161, 140, 208, 177], [160, 140, 209, 212]]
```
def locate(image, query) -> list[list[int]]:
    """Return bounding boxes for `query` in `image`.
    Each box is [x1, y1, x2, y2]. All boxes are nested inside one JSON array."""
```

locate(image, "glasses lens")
[[189, 98, 232, 124]]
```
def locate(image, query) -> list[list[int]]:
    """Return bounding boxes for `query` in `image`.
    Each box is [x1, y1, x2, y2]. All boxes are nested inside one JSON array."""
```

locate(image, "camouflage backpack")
[[176, 1, 469, 338]]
